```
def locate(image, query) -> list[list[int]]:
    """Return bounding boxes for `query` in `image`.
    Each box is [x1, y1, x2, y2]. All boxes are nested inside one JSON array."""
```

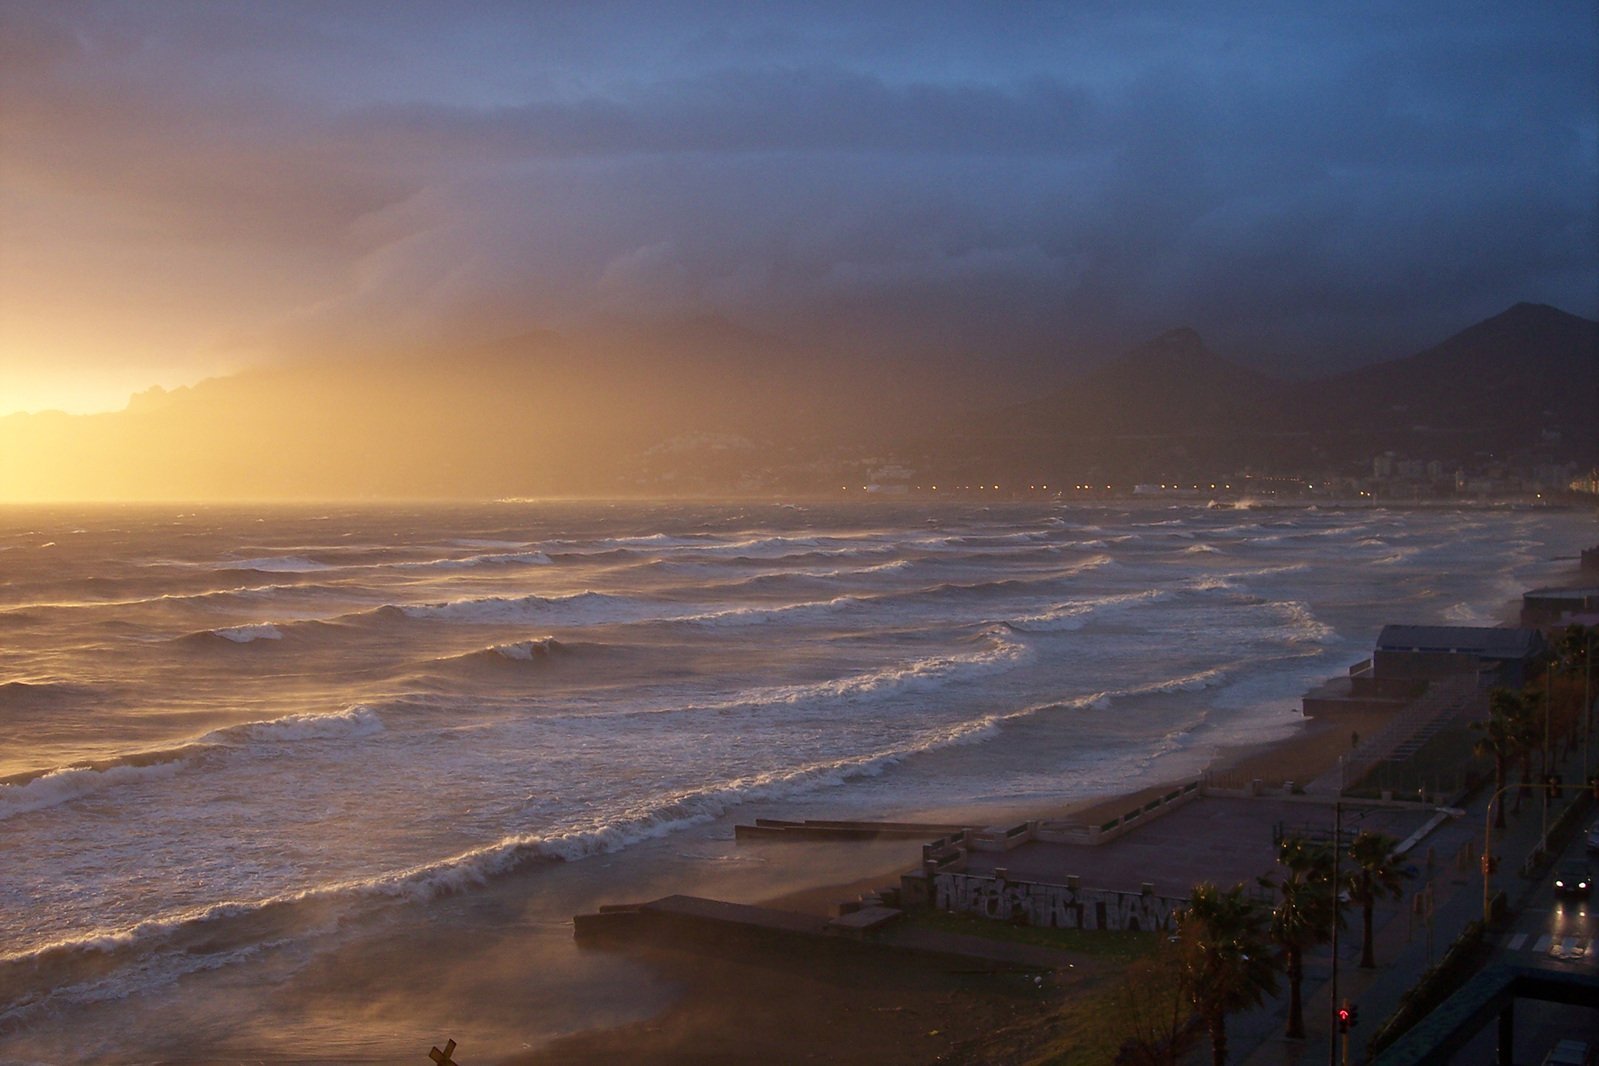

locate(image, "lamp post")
[[1582, 628, 1595, 786], [1480, 783, 1518, 925], [1326, 803, 1379, 1066], [1328, 801, 1341, 1066]]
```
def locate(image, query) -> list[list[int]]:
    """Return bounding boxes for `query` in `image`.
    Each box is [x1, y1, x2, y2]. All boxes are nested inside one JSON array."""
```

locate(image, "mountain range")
[[1, 303, 1593, 500], [924, 302, 1596, 488]]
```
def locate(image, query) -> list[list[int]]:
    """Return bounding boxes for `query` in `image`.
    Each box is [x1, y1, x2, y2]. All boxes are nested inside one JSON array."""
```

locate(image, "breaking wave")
[[396, 590, 654, 626], [0, 706, 387, 821], [1003, 588, 1167, 632]]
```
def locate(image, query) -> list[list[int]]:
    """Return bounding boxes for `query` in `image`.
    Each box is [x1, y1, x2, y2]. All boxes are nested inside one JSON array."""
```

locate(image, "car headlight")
[[1556, 879, 1565, 887]]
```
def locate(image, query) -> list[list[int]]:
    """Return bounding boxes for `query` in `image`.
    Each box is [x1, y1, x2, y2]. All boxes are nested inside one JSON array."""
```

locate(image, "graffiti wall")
[[933, 872, 1184, 931]]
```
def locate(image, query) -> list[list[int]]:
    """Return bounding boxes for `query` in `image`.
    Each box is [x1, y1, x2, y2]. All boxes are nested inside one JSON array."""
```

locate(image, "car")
[[1540, 1038, 1595, 1066], [1552, 863, 1592, 899], [1585, 818, 1599, 854]]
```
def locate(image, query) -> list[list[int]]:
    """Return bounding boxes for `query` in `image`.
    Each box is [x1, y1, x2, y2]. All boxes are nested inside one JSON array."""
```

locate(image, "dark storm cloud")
[[2, 0, 1595, 386]]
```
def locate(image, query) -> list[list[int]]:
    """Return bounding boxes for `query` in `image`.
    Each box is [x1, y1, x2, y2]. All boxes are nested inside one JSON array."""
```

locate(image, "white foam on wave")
[[728, 630, 1030, 710], [1274, 601, 1336, 644], [3, 709, 1028, 983], [678, 595, 864, 628], [200, 705, 385, 745], [855, 558, 914, 575], [493, 638, 563, 660], [1442, 601, 1491, 625], [0, 935, 290, 1030], [4, 704, 390, 821], [0, 761, 186, 822], [213, 624, 284, 643], [398, 590, 647, 626], [398, 550, 553, 571], [1005, 588, 1166, 632]]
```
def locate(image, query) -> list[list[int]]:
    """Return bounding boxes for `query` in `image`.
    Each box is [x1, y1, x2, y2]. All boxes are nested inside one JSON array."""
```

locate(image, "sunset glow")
[[2, 7, 1596, 1061], [2, 3, 1594, 503]]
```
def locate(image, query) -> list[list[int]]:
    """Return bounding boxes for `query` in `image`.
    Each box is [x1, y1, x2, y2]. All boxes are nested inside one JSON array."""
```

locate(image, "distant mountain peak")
[[1123, 326, 1207, 362]]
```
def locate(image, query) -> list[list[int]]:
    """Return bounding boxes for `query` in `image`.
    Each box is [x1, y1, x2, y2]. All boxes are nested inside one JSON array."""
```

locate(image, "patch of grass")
[[898, 908, 1159, 962]]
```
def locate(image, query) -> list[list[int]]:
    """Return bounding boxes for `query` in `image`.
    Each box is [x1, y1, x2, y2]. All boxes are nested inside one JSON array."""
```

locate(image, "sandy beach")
[[513, 703, 1400, 1065]]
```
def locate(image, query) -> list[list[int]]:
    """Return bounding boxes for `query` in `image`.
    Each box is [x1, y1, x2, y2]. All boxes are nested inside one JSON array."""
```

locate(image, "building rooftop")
[[1375, 624, 1544, 659], [1523, 586, 1599, 600]]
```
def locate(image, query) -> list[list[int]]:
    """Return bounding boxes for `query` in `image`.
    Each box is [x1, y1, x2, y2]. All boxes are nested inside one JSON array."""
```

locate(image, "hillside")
[[0, 303, 1592, 499]]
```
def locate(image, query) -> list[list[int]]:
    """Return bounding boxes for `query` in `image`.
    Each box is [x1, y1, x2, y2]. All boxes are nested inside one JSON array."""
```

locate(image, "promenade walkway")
[[1233, 754, 1590, 1066]]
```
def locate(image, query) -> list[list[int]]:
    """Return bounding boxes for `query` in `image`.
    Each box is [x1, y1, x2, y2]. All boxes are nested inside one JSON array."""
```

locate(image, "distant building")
[[1520, 586, 1599, 629], [1303, 623, 1547, 717], [1372, 624, 1546, 689]]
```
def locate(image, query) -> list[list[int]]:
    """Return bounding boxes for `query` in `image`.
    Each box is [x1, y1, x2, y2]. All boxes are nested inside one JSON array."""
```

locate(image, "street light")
[[1480, 782, 1520, 924]]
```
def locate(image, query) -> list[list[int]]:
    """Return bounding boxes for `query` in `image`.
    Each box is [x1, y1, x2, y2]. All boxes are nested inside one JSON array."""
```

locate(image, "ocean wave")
[[1442, 601, 1491, 625], [1004, 588, 1166, 632], [0, 691, 1045, 992], [0, 934, 292, 1032], [0, 760, 187, 822], [198, 704, 385, 745], [213, 623, 284, 643], [216, 556, 335, 573], [707, 557, 917, 593], [677, 596, 865, 628], [549, 532, 717, 554], [179, 617, 347, 645], [0, 706, 387, 819], [396, 590, 652, 626], [941, 530, 1058, 548], [492, 637, 565, 661], [716, 630, 1029, 710], [1274, 601, 1336, 644], [423, 638, 571, 675], [395, 549, 553, 571]]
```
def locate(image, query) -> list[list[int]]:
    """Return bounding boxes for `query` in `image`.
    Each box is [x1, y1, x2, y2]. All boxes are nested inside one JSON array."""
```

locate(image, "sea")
[[0, 499, 1592, 1063]]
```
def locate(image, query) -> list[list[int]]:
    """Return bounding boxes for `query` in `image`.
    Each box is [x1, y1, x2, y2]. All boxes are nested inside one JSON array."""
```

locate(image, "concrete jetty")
[[573, 894, 1084, 972]]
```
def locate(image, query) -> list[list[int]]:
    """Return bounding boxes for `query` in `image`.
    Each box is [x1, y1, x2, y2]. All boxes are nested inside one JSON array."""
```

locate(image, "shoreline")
[[758, 700, 1395, 917], [511, 575, 1560, 1063], [513, 699, 1402, 1064]]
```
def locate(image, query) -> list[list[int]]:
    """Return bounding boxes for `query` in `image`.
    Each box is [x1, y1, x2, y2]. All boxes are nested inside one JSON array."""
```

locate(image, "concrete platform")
[[826, 905, 903, 937], [958, 795, 1437, 899], [573, 894, 1086, 972]]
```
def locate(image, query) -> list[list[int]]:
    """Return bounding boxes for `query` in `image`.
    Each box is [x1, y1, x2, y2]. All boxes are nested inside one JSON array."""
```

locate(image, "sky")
[[2, 1, 1596, 415]]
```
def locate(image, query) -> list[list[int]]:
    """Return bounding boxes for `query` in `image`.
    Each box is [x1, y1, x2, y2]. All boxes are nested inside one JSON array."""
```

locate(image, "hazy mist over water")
[[0, 500, 1592, 1061]]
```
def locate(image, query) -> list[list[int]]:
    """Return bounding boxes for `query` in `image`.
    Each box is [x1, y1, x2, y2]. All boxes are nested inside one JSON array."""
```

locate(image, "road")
[[1456, 827, 1598, 1065]]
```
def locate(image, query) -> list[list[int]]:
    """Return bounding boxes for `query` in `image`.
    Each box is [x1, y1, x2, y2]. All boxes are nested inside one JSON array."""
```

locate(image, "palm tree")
[[1473, 687, 1527, 827], [1268, 835, 1338, 1039], [1111, 934, 1201, 1066], [1554, 624, 1596, 753], [1346, 830, 1413, 969], [1175, 882, 1279, 1066]]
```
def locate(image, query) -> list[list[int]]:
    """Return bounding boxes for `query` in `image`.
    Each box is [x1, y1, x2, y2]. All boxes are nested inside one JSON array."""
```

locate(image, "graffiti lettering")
[[932, 873, 1182, 932]]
